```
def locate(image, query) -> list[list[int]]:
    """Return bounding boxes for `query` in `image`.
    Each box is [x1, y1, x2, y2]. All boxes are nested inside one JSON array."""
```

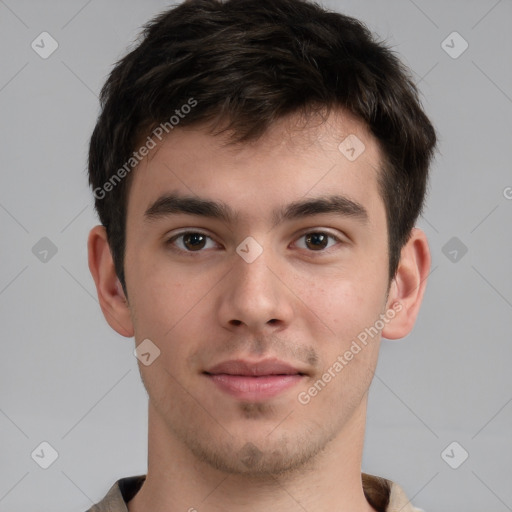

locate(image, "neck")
[[128, 395, 376, 512]]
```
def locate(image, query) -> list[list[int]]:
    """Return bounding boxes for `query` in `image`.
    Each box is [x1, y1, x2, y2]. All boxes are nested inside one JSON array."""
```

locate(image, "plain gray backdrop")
[[1, 0, 511, 511]]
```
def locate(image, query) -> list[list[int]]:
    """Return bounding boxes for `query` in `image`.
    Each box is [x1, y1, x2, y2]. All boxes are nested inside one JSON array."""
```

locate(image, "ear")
[[381, 227, 431, 340], [87, 225, 134, 338]]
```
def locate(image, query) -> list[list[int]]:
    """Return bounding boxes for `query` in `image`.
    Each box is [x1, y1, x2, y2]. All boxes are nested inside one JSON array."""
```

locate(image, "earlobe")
[[381, 228, 431, 340], [87, 225, 134, 338]]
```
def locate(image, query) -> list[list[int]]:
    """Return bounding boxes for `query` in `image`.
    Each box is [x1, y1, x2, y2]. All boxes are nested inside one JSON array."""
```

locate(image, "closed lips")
[[204, 359, 307, 376]]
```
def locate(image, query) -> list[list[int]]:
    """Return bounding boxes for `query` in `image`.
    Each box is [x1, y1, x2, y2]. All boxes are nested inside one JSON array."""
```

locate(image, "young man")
[[86, 0, 436, 510]]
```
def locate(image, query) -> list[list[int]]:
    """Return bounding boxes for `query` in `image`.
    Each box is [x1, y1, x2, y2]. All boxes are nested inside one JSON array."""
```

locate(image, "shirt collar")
[[88, 472, 422, 512]]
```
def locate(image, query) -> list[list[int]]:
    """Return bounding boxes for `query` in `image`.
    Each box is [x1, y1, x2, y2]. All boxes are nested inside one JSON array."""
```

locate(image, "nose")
[[217, 244, 294, 333]]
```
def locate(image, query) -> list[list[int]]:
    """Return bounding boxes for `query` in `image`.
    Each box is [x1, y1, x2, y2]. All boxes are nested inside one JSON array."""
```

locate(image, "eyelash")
[[165, 230, 344, 256]]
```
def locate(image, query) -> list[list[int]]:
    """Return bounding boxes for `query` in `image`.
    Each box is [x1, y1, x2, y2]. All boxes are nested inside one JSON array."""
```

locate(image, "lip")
[[205, 358, 305, 376], [204, 359, 306, 401]]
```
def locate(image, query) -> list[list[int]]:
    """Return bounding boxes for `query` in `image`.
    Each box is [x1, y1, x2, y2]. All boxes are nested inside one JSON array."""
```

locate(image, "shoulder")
[[362, 472, 425, 512], [84, 475, 146, 512]]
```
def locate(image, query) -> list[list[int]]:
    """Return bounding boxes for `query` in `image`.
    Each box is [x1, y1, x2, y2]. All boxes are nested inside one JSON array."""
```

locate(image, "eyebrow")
[[143, 192, 369, 228]]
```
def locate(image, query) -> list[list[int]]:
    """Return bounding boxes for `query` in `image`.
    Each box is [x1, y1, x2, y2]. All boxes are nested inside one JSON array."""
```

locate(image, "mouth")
[[203, 359, 307, 400]]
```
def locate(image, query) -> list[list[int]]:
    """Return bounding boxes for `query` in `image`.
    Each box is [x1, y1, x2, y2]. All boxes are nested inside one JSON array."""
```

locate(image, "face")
[[122, 109, 395, 475]]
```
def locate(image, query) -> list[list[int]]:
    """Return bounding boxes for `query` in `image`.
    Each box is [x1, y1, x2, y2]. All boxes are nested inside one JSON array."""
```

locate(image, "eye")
[[165, 231, 218, 252], [294, 231, 342, 252]]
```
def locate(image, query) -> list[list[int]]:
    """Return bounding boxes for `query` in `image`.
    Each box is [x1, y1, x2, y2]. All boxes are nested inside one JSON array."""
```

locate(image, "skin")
[[88, 108, 431, 512]]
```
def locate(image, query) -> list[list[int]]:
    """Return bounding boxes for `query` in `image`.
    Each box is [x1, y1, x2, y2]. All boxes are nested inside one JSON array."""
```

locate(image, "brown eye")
[[182, 233, 207, 251], [304, 232, 330, 250], [166, 231, 216, 252], [295, 231, 340, 252]]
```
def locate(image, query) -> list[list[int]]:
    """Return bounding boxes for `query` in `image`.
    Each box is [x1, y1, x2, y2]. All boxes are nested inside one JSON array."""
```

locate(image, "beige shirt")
[[86, 473, 424, 512]]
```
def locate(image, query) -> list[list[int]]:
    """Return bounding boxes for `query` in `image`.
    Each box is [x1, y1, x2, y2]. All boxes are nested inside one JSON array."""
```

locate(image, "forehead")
[[126, 108, 385, 228]]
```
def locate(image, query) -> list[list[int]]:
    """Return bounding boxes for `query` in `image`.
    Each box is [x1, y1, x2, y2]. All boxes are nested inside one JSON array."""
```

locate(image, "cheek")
[[130, 256, 200, 325], [129, 277, 212, 376], [292, 269, 385, 342], [301, 280, 384, 407]]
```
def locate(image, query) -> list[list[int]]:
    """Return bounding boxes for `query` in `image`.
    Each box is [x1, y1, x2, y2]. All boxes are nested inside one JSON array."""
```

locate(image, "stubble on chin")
[[175, 412, 340, 479]]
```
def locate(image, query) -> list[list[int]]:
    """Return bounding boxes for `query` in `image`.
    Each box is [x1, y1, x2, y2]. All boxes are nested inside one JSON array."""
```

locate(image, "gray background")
[[1, 0, 511, 510]]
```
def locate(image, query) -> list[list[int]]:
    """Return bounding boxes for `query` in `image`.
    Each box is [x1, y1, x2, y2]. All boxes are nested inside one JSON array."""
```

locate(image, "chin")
[[184, 428, 329, 477]]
